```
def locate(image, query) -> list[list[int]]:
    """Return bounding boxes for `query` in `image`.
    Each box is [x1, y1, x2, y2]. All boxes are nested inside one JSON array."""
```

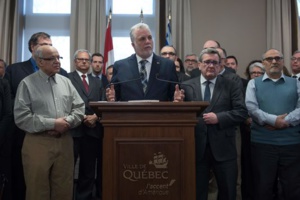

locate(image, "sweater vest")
[[251, 76, 300, 145]]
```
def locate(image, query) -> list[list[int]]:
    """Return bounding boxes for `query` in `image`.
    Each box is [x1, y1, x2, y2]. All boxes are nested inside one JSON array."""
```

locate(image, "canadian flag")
[[103, 19, 114, 75]]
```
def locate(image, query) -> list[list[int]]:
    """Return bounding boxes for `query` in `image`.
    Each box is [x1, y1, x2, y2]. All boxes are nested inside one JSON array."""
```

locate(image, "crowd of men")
[[0, 22, 300, 200]]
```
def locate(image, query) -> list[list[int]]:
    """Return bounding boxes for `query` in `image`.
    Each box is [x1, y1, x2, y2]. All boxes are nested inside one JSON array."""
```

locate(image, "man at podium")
[[106, 22, 183, 102]]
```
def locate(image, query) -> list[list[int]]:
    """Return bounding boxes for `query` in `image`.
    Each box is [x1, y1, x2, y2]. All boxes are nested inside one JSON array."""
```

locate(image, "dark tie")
[[204, 81, 211, 102], [140, 60, 148, 93], [81, 74, 89, 92]]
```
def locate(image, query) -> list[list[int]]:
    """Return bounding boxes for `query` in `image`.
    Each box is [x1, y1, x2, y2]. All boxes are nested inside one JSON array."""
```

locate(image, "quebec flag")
[[166, 20, 172, 45]]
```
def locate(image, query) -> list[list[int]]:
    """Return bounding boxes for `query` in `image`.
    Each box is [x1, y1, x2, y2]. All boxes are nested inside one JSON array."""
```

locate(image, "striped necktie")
[[140, 60, 148, 93]]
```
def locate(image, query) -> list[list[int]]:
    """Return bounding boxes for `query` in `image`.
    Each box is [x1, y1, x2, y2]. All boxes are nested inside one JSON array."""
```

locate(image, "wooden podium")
[[90, 101, 208, 200]]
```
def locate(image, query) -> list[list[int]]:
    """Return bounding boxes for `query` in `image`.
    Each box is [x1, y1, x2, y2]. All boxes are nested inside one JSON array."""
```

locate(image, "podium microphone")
[[155, 73, 196, 101], [106, 76, 142, 89]]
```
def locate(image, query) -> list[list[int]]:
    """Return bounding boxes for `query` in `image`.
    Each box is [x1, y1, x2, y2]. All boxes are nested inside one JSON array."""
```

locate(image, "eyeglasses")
[[291, 57, 300, 62], [250, 71, 264, 75], [161, 52, 176, 56], [185, 59, 197, 63], [40, 56, 62, 61], [264, 56, 283, 62], [76, 58, 90, 62], [202, 60, 219, 66]]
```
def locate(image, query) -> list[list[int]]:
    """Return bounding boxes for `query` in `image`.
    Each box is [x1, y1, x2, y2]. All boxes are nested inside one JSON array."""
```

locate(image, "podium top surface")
[[90, 101, 209, 114]]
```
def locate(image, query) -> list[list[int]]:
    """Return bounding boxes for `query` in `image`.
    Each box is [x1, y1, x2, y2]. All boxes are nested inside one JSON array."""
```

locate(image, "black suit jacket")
[[68, 71, 104, 139], [5, 58, 68, 99], [0, 79, 13, 155], [182, 75, 248, 162], [111, 54, 178, 101], [101, 74, 109, 88]]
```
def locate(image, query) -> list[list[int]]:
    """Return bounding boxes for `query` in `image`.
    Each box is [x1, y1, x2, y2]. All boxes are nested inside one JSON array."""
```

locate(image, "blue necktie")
[[204, 81, 211, 102], [140, 60, 148, 93]]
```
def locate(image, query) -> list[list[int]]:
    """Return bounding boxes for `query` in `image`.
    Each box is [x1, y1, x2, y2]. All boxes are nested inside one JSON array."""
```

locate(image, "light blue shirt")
[[245, 73, 300, 126]]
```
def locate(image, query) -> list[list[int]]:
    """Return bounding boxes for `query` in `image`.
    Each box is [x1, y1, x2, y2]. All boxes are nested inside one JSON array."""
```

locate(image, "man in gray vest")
[[245, 48, 300, 200]]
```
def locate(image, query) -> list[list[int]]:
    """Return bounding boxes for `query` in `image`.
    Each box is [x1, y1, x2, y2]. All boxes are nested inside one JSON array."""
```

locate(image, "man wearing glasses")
[[184, 53, 198, 77], [14, 45, 85, 200], [5, 32, 69, 200], [160, 45, 190, 82], [246, 48, 300, 200], [290, 50, 300, 79], [181, 48, 248, 200], [160, 45, 177, 61], [68, 49, 105, 200]]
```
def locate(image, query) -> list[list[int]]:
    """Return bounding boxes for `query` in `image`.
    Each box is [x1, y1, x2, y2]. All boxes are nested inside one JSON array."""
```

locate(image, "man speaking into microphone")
[[106, 23, 184, 102]]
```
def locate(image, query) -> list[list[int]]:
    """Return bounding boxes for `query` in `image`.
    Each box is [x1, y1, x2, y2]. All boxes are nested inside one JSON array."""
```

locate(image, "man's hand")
[[47, 130, 61, 137], [274, 113, 289, 129], [54, 117, 70, 134], [203, 112, 218, 124], [83, 114, 98, 128], [173, 84, 185, 102], [106, 84, 115, 102]]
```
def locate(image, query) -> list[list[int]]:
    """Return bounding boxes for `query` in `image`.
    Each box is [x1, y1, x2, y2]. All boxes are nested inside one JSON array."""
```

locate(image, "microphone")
[[155, 73, 196, 101], [106, 76, 142, 89]]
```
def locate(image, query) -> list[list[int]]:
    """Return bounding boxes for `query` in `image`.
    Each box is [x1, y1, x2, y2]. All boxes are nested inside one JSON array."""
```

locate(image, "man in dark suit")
[[0, 78, 13, 200], [106, 23, 183, 102], [6, 32, 68, 99], [68, 49, 104, 200], [90, 53, 109, 88], [5, 32, 68, 200], [181, 48, 248, 200], [160, 45, 190, 82]]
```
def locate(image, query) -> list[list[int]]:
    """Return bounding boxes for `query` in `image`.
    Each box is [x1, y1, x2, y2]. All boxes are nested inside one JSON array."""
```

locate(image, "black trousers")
[[11, 126, 26, 200], [196, 145, 237, 200], [251, 142, 300, 200], [75, 134, 102, 200]]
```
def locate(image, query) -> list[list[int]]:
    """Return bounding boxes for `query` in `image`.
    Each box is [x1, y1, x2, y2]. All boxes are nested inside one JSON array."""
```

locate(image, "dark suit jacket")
[[0, 79, 13, 155], [222, 67, 244, 95], [112, 54, 178, 101], [101, 74, 109, 88], [5, 58, 68, 99], [177, 71, 191, 82], [182, 75, 248, 162], [68, 71, 104, 139]]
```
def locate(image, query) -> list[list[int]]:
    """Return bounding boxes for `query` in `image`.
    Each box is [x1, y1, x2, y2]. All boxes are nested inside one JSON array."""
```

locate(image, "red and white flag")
[[103, 16, 114, 75]]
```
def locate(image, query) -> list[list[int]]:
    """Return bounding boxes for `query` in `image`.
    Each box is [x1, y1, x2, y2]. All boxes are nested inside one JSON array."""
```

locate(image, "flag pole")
[[107, 8, 112, 28], [140, 9, 144, 23], [168, 7, 171, 21]]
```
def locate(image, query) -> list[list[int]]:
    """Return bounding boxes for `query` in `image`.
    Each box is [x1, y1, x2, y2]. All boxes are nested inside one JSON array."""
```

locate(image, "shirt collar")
[[262, 72, 285, 82], [200, 74, 217, 85], [91, 72, 102, 79], [136, 53, 153, 65], [76, 70, 88, 78], [291, 73, 300, 78], [38, 69, 57, 83]]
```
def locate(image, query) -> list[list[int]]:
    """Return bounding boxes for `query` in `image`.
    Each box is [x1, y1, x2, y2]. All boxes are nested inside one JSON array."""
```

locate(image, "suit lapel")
[[186, 77, 203, 101], [207, 76, 224, 111], [146, 54, 160, 95], [24, 60, 35, 75], [73, 71, 89, 96]]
